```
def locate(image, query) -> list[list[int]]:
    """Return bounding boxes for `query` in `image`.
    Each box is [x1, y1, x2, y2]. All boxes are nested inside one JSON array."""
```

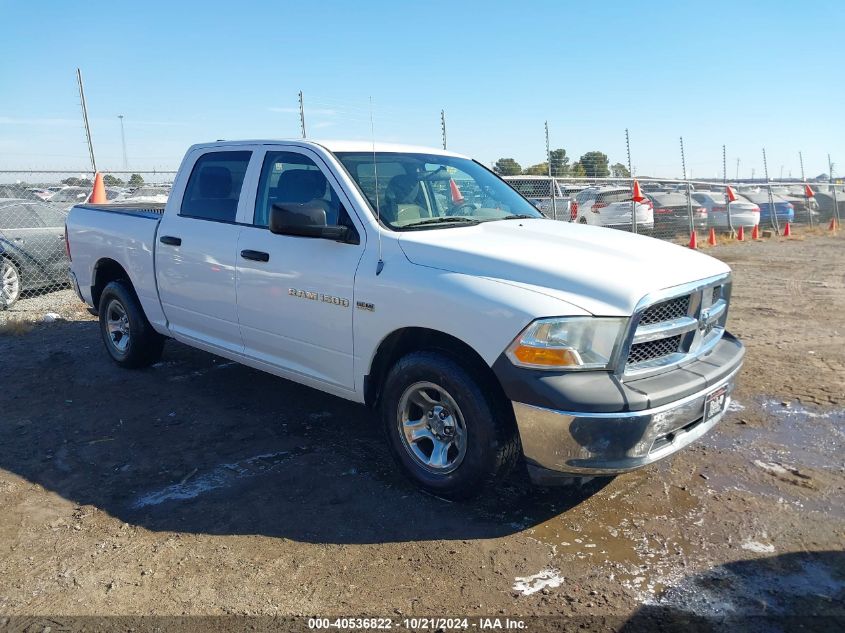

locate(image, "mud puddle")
[[705, 397, 845, 516], [523, 474, 704, 597]]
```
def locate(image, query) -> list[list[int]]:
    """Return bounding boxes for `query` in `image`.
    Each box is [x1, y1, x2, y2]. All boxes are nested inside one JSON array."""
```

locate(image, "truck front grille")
[[627, 335, 682, 365], [639, 296, 690, 325], [623, 278, 730, 376]]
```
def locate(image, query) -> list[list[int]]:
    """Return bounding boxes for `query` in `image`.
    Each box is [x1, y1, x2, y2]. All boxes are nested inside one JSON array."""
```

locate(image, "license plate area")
[[704, 385, 728, 422]]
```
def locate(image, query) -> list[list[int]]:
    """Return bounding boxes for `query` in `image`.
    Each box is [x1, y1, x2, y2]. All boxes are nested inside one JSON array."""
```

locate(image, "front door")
[[235, 148, 364, 391]]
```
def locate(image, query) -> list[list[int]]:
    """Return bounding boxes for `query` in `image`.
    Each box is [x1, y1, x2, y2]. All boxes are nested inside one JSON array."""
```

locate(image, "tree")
[[103, 174, 124, 186], [579, 151, 610, 178], [128, 173, 145, 187], [549, 149, 570, 177], [569, 162, 586, 178], [493, 158, 522, 176], [522, 162, 549, 175], [610, 162, 630, 178], [61, 176, 92, 187]]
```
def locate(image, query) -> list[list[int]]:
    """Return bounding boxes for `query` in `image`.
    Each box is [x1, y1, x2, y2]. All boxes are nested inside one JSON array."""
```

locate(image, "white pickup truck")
[[66, 140, 744, 498]]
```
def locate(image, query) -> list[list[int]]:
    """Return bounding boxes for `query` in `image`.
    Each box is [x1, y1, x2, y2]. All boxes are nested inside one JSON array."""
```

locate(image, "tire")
[[578, 216, 588, 224], [98, 280, 164, 368], [380, 351, 520, 499], [1, 258, 21, 310]]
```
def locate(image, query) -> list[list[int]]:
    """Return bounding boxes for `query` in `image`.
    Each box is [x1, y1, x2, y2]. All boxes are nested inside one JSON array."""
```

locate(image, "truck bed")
[[73, 203, 165, 220]]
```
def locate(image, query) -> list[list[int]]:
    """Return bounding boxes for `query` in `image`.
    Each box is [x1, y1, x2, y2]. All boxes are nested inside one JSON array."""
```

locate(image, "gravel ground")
[[0, 232, 843, 632]]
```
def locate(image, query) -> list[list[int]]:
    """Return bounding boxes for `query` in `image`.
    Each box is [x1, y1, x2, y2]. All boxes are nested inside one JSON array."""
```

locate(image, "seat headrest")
[[385, 174, 420, 204], [199, 166, 232, 199], [275, 169, 327, 204]]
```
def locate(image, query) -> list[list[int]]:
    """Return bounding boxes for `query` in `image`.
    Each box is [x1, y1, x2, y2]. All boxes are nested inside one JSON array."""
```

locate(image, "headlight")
[[506, 317, 627, 370]]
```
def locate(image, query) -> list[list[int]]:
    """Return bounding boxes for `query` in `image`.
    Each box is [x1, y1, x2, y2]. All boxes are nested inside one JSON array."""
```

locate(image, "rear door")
[[155, 148, 254, 353], [235, 147, 364, 391]]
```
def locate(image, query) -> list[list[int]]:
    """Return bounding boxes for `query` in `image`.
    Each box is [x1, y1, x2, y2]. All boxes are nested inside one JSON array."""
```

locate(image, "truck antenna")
[[370, 96, 384, 275]]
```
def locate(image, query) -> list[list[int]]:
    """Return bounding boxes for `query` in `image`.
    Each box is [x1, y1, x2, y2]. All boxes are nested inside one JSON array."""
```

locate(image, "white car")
[[571, 186, 655, 232], [691, 192, 760, 229], [66, 139, 744, 497]]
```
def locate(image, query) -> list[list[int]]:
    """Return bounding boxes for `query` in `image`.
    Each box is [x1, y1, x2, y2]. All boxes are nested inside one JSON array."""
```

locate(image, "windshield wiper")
[[401, 216, 481, 228], [487, 214, 539, 221]]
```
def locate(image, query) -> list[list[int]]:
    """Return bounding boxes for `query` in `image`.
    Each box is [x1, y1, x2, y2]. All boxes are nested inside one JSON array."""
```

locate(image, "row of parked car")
[[505, 176, 842, 234], [0, 183, 172, 308]]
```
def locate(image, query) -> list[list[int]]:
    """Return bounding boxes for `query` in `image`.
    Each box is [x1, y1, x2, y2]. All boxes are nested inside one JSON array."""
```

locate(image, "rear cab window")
[[180, 151, 252, 222]]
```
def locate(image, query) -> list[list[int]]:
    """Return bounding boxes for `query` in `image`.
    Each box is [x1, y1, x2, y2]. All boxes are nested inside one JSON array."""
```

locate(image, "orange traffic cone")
[[688, 230, 698, 249], [632, 179, 645, 202], [830, 218, 838, 232], [449, 178, 464, 204], [88, 172, 106, 204], [736, 225, 744, 241], [783, 222, 791, 237], [752, 224, 760, 240], [708, 227, 717, 246]]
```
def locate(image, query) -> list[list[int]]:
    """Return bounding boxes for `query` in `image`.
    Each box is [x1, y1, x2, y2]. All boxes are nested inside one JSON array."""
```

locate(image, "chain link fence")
[[0, 169, 842, 316], [0, 171, 176, 312]]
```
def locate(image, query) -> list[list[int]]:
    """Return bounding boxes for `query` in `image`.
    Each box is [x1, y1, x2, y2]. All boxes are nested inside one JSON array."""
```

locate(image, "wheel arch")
[[91, 258, 133, 310], [364, 327, 512, 416]]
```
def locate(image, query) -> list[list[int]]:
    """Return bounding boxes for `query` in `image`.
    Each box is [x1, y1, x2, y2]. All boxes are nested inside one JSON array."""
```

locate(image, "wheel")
[[98, 280, 164, 368], [1, 258, 21, 310], [578, 216, 588, 225], [380, 351, 520, 499]]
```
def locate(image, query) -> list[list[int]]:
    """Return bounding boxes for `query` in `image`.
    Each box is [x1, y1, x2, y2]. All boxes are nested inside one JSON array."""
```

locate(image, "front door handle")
[[160, 235, 182, 246], [240, 249, 270, 262]]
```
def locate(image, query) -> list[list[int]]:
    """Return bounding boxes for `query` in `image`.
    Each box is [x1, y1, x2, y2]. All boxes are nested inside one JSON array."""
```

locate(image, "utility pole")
[[545, 121, 558, 220], [736, 157, 740, 181], [763, 148, 779, 234], [440, 110, 447, 150], [118, 114, 128, 170], [625, 128, 637, 234], [76, 68, 96, 173], [681, 136, 693, 236], [298, 91, 307, 138]]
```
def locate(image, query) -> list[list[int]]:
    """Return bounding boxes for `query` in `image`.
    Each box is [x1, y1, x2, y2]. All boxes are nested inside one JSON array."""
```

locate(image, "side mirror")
[[269, 203, 356, 243]]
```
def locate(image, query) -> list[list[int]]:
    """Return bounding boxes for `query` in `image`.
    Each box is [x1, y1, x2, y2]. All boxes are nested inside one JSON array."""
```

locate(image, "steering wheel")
[[446, 201, 476, 217]]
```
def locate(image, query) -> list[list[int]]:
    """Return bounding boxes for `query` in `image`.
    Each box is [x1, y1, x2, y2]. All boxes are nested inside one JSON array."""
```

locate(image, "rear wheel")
[[381, 351, 519, 499], [1, 258, 21, 310], [98, 280, 164, 368]]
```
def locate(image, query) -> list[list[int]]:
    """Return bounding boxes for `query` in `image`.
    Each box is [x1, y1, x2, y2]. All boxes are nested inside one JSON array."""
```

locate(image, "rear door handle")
[[240, 249, 270, 262], [160, 235, 182, 246]]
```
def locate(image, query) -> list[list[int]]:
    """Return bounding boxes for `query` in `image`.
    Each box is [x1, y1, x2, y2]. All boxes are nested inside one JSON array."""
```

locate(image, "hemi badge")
[[356, 301, 375, 312]]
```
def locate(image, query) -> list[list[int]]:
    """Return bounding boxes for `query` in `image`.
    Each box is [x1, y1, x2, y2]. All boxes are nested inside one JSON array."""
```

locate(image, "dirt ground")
[[1, 232, 843, 632]]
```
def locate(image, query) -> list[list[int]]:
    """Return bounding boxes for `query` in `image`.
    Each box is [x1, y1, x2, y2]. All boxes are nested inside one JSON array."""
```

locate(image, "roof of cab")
[[187, 139, 468, 158]]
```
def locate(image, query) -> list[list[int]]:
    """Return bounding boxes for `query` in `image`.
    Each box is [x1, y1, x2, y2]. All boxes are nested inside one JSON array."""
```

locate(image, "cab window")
[[254, 151, 348, 229], [180, 151, 251, 222]]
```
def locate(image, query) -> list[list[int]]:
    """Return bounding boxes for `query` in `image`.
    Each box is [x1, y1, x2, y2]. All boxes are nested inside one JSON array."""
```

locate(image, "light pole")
[[118, 115, 128, 170]]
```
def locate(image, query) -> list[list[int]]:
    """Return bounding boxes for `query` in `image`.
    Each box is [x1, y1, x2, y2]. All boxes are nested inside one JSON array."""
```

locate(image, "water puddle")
[[649, 552, 845, 616], [525, 478, 702, 596]]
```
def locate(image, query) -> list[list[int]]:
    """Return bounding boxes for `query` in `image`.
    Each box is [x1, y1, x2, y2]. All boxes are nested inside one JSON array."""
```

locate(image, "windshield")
[[334, 152, 542, 230]]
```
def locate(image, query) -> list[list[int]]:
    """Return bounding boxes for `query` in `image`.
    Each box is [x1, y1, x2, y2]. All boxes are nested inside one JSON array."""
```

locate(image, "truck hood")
[[397, 219, 730, 316]]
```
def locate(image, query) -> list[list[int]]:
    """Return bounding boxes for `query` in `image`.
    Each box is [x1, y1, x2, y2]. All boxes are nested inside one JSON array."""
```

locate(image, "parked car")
[[691, 192, 760, 229], [47, 186, 91, 205], [813, 191, 845, 222], [648, 192, 708, 234], [66, 139, 743, 497], [504, 176, 571, 220], [571, 186, 654, 232], [739, 192, 795, 226], [121, 186, 170, 205], [0, 186, 44, 201], [0, 199, 70, 309]]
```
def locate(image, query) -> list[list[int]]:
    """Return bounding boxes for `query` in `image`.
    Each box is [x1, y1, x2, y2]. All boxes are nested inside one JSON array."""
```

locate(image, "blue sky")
[[1, 0, 843, 178]]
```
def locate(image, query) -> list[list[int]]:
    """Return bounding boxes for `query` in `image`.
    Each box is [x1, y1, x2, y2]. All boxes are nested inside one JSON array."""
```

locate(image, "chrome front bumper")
[[512, 366, 740, 480]]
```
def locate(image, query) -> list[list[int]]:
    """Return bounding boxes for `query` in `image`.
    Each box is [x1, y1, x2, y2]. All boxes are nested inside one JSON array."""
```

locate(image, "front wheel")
[[380, 351, 520, 499], [98, 280, 164, 368]]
